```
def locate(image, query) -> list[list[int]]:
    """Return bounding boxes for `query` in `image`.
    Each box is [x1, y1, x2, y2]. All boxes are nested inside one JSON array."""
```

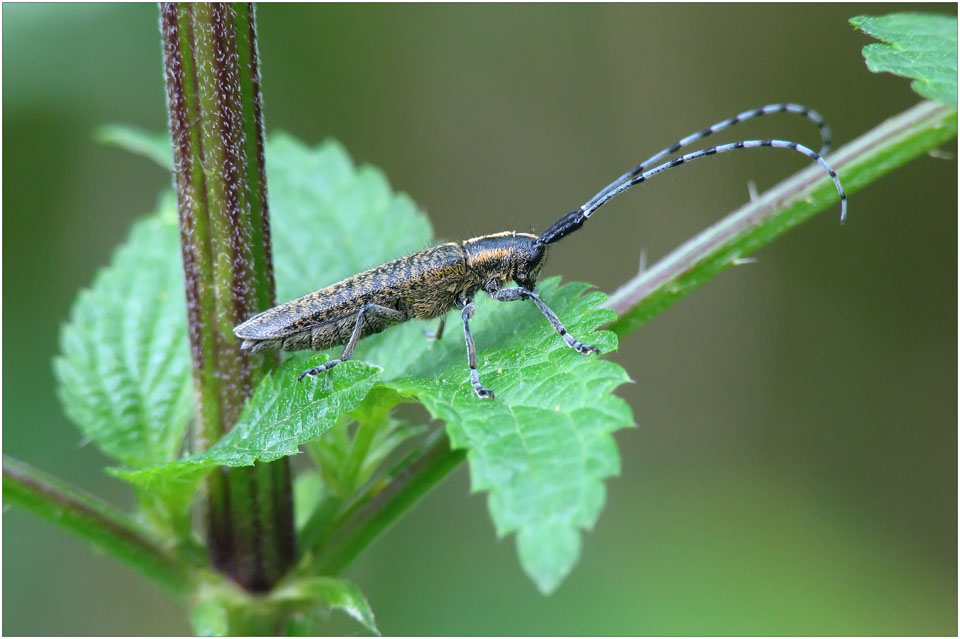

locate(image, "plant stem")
[[160, 2, 294, 592], [2, 455, 193, 597], [312, 430, 465, 575], [307, 100, 956, 574], [299, 495, 345, 553], [605, 100, 958, 334]]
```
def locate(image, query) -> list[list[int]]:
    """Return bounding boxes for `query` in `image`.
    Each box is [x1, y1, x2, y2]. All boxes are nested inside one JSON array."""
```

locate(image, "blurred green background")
[[3, 3, 956, 635]]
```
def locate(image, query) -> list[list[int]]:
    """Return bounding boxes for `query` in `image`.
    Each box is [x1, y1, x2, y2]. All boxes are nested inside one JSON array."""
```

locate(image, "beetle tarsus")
[[298, 359, 341, 382], [471, 367, 495, 399]]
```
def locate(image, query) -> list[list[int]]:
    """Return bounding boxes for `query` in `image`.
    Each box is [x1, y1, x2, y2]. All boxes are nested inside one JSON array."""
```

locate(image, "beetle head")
[[512, 234, 547, 290]]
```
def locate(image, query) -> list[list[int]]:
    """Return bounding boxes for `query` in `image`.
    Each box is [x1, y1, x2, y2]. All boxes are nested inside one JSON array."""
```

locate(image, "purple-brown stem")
[[160, 2, 294, 592]]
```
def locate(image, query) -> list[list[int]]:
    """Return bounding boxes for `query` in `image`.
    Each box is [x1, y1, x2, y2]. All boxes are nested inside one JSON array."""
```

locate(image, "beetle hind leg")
[[298, 303, 406, 382]]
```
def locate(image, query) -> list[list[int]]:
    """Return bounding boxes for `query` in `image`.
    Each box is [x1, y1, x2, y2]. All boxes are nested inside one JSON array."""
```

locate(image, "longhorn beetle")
[[235, 103, 847, 399]]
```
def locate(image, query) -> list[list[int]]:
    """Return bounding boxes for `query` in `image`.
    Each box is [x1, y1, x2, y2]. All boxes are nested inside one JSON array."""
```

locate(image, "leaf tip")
[[517, 524, 582, 595]]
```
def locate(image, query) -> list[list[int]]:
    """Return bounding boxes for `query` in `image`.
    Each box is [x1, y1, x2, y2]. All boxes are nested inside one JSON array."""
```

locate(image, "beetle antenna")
[[583, 103, 831, 214], [538, 138, 846, 247]]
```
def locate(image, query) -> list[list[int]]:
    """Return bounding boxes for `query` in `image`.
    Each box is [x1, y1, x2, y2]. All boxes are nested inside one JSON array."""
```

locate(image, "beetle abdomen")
[[234, 243, 472, 352], [239, 305, 404, 353]]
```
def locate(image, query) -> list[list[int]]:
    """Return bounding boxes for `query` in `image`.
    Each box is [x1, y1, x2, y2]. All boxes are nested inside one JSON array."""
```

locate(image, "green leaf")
[[384, 278, 633, 593], [54, 198, 192, 468], [271, 576, 380, 636], [851, 13, 958, 105], [95, 124, 173, 169], [113, 354, 380, 511]]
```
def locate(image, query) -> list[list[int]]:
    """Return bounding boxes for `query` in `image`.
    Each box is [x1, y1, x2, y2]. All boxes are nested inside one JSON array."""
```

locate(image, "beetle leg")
[[298, 304, 404, 381], [424, 315, 446, 341], [460, 302, 494, 399], [491, 287, 600, 355]]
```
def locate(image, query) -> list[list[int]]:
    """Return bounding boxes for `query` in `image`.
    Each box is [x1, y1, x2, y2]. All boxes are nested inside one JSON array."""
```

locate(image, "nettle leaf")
[[851, 13, 958, 106], [54, 199, 192, 468], [95, 124, 173, 170], [113, 354, 380, 509], [268, 133, 433, 301], [271, 576, 380, 636], [385, 278, 632, 593]]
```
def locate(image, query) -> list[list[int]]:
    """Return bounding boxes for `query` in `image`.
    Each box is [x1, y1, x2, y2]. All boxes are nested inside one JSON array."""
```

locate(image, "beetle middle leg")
[[490, 286, 600, 355], [297, 304, 405, 381], [424, 315, 446, 341]]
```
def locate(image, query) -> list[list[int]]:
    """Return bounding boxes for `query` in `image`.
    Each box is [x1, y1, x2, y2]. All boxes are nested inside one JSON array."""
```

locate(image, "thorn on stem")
[[638, 249, 647, 275]]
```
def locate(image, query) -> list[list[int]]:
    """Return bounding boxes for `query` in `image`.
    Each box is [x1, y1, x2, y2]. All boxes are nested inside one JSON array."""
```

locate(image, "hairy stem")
[[2, 455, 193, 597], [160, 2, 294, 592]]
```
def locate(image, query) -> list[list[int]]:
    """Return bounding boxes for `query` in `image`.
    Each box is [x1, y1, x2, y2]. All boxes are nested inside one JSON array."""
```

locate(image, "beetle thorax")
[[462, 232, 546, 290]]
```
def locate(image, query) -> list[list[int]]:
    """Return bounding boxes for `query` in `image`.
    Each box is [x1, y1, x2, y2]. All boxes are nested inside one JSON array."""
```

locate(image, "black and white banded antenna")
[[538, 104, 846, 248], [582, 103, 832, 212]]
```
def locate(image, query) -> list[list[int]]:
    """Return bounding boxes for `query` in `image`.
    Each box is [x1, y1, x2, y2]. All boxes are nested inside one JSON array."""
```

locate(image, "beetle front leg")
[[490, 287, 600, 355], [460, 303, 494, 399]]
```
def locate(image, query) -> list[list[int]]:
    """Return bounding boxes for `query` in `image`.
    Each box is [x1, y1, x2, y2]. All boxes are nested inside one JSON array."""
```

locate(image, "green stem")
[[340, 419, 380, 490], [309, 100, 956, 575], [312, 430, 465, 575], [2, 455, 193, 597], [160, 2, 295, 592], [298, 495, 344, 558], [605, 100, 958, 334]]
